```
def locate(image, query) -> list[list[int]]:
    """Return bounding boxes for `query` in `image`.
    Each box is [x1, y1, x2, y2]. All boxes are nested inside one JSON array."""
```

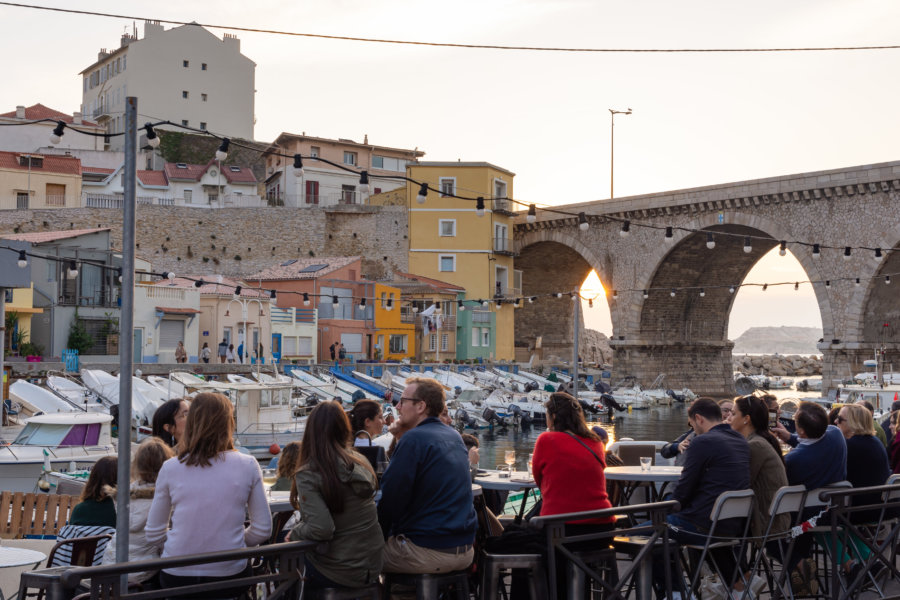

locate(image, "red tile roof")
[[0, 103, 99, 127], [83, 166, 115, 174], [138, 170, 168, 187], [2, 228, 110, 243], [393, 272, 466, 293], [222, 165, 257, 184], [155, 307, 202, 315], [248, 256, 360, 281], [160, 276, 269, 298], [0, 150, 81, 176], [164, 161, 256, 184]]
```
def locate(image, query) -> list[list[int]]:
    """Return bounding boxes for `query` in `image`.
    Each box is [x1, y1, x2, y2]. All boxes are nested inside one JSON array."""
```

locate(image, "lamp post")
[[609, 108, 632, 200]]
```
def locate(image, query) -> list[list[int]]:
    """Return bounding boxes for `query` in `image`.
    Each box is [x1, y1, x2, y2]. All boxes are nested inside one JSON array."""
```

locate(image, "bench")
[[0, 492, 79, 539]]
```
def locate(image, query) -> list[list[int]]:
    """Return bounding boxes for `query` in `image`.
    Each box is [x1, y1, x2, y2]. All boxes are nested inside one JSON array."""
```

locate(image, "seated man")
[[378, 377, 477, 575], [772, 400, 847, 594], [654, 398, 750, 596]]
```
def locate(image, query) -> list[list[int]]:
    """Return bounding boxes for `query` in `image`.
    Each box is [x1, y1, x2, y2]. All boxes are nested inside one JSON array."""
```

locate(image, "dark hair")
[[291, 401, 373, 514], [461, 433, 479, 450], [545, 392, 600, 442], [277, 441, 302, 480], [734, 395, 783, 462], [81, 455, 117, 502], [178, 393, 235, 467], [761, 395, 778, 413], [856, 400, 875, 415], [152, 399, 188, 447], [688, 397, 722, 422], [133, 437, 174, 484], [827, 406, 841, 427], [348, 399, 381, 434], [405, 377, 445, 418], [795, 401, 828, 439]]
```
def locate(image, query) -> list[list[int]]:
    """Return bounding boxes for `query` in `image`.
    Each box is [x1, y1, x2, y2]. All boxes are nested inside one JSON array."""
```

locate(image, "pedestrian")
[[217, 338, 227, 364], [237, 342, 244, 364], [174, 341, 187, 364], [329, 342, 336, 361], [200, 343, 211, 364], [338, 343, 346, 363], [226, 344, 235, 364]]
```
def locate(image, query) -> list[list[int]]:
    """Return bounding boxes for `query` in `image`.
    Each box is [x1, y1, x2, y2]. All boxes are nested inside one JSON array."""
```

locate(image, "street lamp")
[[609, 108, 632, 200]]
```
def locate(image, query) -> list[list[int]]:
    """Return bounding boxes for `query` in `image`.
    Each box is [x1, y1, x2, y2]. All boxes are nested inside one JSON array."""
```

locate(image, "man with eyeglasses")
[[378, 377, 476, 577]]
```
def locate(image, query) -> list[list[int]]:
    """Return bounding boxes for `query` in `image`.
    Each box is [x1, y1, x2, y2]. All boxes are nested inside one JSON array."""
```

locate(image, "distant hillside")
[[732, 326, 822, 354]]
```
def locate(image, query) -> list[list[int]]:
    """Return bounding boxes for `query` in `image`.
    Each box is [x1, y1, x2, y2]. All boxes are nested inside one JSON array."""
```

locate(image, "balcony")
[[492, 237, 518, 257], [491, 197, 516, 216], [317, 303, 374, 321], [471, 310, 492, 323], [83, 193, 175, 209], [92, 105, 111, 121], [1, 194, 71, 210]]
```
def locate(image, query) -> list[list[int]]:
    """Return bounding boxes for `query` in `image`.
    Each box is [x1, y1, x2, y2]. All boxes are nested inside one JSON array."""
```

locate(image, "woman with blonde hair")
[[102, 437, 175, 584], [146, 393, 270, 593]]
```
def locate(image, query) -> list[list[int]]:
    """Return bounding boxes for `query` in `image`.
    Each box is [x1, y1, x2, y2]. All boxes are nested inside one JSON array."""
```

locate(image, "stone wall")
[[0, 205, 409, 280]]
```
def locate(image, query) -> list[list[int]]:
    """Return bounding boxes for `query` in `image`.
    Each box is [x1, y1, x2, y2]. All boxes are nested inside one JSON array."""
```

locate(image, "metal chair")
[[382, 570, 470, 600], [311, 582, 380, 599], [480, 553, 547, 599], [744, 484, 808, 600], [18, 534, 113, 600]]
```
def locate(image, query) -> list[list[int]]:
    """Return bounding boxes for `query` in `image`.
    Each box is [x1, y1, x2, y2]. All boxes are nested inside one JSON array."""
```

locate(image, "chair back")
[[882, 475, 900, 501], [47, 533, 114, 568], [56, 478, 86, 497], [709, 489, 754, 522], [804, 481, 852, 509], [768, 485, 807, 516], [617, 444, 656, 467]]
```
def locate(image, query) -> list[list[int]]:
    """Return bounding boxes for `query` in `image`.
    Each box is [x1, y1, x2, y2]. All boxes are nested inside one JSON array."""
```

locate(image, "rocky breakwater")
[[732, 354, 822, 377]]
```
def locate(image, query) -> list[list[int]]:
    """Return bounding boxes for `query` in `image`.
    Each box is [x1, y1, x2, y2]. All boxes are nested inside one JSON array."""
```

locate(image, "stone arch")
[[624, 212, 835, 343], [849, 236, 900, 346]]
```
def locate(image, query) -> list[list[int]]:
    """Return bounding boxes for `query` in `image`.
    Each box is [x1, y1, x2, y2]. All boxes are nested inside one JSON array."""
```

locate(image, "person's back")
[[784, 425, 847, 489], [533, 430, 613, 523]]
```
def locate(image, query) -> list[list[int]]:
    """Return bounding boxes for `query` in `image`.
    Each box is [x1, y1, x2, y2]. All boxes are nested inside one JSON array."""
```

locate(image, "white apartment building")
[[79, 21, 255, 150], [263, 133, 424, 208], [0, 104, 106, 152]]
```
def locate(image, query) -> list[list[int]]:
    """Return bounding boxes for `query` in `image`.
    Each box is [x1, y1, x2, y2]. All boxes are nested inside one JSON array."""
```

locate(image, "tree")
[[66, 311, 94, 354]]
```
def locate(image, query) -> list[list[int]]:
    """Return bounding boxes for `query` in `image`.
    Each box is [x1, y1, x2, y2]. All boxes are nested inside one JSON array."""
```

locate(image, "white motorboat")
[[794, 377, 823, 392], [146, 375, 192, 399], [837, 384, 900, 413], [47, 375, 106, 410], [80, 369, 162, 427], [9, 380, 82, 416], [0, 413, 116, 493]]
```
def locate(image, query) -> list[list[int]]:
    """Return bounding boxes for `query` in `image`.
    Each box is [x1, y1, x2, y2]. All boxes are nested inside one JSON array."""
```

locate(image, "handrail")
[[530, 499, 679, 528]]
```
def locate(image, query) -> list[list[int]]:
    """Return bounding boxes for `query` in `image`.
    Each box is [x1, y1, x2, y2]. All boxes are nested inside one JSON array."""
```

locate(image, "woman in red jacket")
[[532, 392, 615, 598]]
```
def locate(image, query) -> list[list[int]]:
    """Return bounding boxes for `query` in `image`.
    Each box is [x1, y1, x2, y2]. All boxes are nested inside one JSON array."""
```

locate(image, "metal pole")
[[572, 290, 579, 400], [115, 97, 137, 583], [610, 111, 615, 201], [0, 288, 6, 426]]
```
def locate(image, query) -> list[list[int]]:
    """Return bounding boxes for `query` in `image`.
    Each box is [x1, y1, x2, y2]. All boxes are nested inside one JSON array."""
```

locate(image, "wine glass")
[[262, 468, 278, 495], [504, 450, 515, 475], [527, 453, 534, 477]]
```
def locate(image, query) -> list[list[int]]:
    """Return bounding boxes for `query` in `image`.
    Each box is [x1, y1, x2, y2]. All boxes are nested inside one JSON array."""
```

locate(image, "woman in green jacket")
[[286, 401, 383, 590]]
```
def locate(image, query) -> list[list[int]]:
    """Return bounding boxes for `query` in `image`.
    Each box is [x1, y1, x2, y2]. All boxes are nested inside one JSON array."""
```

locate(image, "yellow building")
[[373, 282, 416, 361], [0, 150, 82, 210], [405, 162, 518, 361], [4, 285, 43, 355]]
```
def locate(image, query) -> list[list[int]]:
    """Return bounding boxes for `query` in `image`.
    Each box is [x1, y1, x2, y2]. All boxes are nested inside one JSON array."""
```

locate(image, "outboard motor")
[[482, 407, 507, 429], [508, 403, 533, 426], [666, 389, 685, 403], [578, 399, 599, 415], [600, 393, 626, 412], [523, 381, 538, 393], [593, 381, 612, 394], [455, 408, 477, 430], [305, 393, 321, 407]]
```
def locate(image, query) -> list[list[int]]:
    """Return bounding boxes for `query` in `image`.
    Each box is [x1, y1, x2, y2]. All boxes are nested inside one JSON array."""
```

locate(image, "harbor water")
[[476, 383, 822, 472]]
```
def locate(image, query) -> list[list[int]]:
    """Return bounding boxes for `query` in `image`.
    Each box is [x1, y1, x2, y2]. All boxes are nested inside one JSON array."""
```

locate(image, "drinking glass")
[[504, 450, 516, 474], [640, 457, 652, 472], [262, 468, 278, 495], [527, 453, 534, 477], [496, 464, 511, 478]]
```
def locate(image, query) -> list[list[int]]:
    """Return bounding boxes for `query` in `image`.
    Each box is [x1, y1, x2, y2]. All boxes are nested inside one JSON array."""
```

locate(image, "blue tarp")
[[329, 367, 387, 398]]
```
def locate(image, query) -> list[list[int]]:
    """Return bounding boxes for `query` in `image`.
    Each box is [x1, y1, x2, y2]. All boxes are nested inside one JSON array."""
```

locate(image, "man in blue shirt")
[[378, 377, 476, 574]]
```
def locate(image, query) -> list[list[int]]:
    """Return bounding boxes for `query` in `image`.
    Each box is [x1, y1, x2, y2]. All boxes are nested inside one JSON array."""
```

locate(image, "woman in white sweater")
[[146, 393, 271, 592], [102, 437, 174, 584]]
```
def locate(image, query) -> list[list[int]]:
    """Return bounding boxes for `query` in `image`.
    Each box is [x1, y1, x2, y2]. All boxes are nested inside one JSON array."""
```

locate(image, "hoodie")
[[290, 454, 384, 587], [102, 481, 162, 583]]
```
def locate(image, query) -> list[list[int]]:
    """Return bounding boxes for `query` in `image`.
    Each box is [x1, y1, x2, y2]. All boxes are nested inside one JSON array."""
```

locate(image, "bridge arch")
[[848, 235, 900, 365]]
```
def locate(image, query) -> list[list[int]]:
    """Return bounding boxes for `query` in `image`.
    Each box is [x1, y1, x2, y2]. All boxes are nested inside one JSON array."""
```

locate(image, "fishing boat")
[[0, 413, 116, 493]]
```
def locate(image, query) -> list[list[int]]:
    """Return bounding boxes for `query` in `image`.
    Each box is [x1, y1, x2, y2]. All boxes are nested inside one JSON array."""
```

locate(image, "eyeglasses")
[[834, 416, 847, 424], [398, 397, 422, 405]]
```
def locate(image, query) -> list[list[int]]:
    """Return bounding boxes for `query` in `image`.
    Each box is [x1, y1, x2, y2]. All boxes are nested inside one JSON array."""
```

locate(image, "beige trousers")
[[382, 535, 474, 574]]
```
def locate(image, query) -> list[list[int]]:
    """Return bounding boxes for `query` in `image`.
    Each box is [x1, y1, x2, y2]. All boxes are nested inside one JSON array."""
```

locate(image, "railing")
[[137, 285, 189, 301], [270, 307, 316, 324], [0, 195, 74, 210], [274, 192, 368, 207], [58, 287, 119, 308], [472, 310, 492, 323], [316, 303, 374, 321], [83, 194, 175, 208], [492, 197, 516, 214], [493, 237, 518, 255]]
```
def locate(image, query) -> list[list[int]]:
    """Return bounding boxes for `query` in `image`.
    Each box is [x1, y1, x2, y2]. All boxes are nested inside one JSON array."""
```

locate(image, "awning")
[[155, 307, 201, 315]]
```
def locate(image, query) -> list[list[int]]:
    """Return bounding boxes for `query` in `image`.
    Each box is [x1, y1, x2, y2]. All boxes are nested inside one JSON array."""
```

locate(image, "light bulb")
[[578, 212, 589, 231], [620, 221, 630, 237], [812, 244, 820, 258], [215, 138, 230, 161], [293, 154, 304, 177], [144, 123, 160, 148], [475, 197, 485, 217], [17, 250, 27, 268], [779, 241, 787, 257], [665, 227, 673, 242], [743, 237, 752, 253], [526, 204, 536, 223], [706, 232, 715, 250], [416, 183, 428, 204], [303, 292, 310, 306]]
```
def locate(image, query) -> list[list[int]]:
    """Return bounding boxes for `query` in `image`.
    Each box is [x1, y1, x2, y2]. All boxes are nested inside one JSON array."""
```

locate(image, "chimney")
[[223, 32, 240, 52], [73, 112, 82, 125], [15, 105, 25, 119]]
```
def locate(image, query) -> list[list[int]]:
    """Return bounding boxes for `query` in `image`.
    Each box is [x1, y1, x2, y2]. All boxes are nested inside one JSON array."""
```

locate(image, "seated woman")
[[271, 441, 301, 491], [146, 393, 271, 594], [102, 437, 175, 585], [833, 404, 891, 580], [533, 392, 614, 599], [151, 398, 190, 448], [348, 400, 384, 446], [285, 401, 383, 590], [70, 455, 118, 527]]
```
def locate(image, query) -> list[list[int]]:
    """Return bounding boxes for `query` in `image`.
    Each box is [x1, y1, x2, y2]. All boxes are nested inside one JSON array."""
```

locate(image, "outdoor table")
[[0, 547, 46, 600], [474, 470, 538, 520], [269, 485, 481, 514], [605, 466, 683, 504]]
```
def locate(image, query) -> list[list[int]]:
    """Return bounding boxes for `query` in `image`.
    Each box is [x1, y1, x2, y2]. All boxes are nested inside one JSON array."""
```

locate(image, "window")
[[183, 59, 189, 67], [341, 184, 356, 204], [18, 156, 42, 168], [223, 327, 232, 346], [305, 180, 319, 204], [45, 183, 65, 207], [182, 91, 189, 99], [341, 333, 363, 353], [371, 155, 406, 171], [494, 223, 509, 252], [439, 219, 456, 237], [183, 190, 192, 202], [439, 177, 456, 197], [429, 335, 437, 352], [495, 266, 508, 295], [201, 93, 208, 102], [494, 179, 507, 199], [471, 328, 480, 347], [389, 335, 407, 353], [181, 119, 189, 127], [482, 328, 491, 347], [310, 146, 320, 158], [380, 292, 387, 308], [298, 336, 313, 355], [441, 334, 449, 352], [122, 56, 126, 70], [201, 63, 207, 70], [16, 192, 29, 210], [159, 319, 185, 349], [343, 151, 357, 166], [439, 255, 456, 272], [200, 122, 207, 130]]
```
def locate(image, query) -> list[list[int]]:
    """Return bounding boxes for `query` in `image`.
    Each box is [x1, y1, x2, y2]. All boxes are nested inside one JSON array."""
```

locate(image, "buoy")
[[269, 443, 281, 455]]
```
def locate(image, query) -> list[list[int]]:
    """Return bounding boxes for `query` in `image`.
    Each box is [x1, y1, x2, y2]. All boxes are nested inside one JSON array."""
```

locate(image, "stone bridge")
[[513, 160, 900, 396]]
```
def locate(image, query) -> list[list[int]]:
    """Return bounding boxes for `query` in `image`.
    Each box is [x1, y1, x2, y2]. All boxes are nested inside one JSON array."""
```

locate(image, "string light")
[[699, 288, 705, 297], [303, 292, 310, 306], [620, 221, 631, 237], [358, 171, 369, 195], [270, 289, 277, 299], [612, 289, 618, 299], [385, 298, 393, 311], [332, 295, 339, 308], [457, 299, 464, 311], [875, 248, 883, 262], [17, 250, 27, 268], [670, 288, 676, 297], [526, 204, 536, 223], [794, 282, 799, 291], [706, 232, 715, 249], [481, 300, 488, 307], [825, 280, 831, 289], [812, 244, 820, 258], [475, 197, 485, 217], [412, 305, 419, 313], [49, 121, 65, 144], [194, 279, 203, 288], [855, 278, 860, 286], [643, 290, 649, 299], [578, 212, 589, 231], [886, 276, 892, 285], [416, 183, 428, 204], [729, 286, 735, 294], [67, 260, 78, 278], [588, 298, 593, 308], [215, 138, 230, 161], [844, 247, 852, 260], [665, 227, 673, 242], [358, 297, 366, 311], [762, 284, 768, 291], [555, 292, 563, 298], [743, 237, 752, 253], [144, 123, 160, 148], [234, 285, 242, 296], [779, 241, 787, 256], [293, 154, 304, 177]]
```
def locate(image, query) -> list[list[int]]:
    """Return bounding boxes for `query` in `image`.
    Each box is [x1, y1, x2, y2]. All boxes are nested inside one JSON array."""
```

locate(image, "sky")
[[2, 0, 897, 337]]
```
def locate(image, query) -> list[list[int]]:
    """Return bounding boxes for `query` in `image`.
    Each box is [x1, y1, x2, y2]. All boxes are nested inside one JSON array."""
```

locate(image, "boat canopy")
[[14, 413, 112, 447]]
